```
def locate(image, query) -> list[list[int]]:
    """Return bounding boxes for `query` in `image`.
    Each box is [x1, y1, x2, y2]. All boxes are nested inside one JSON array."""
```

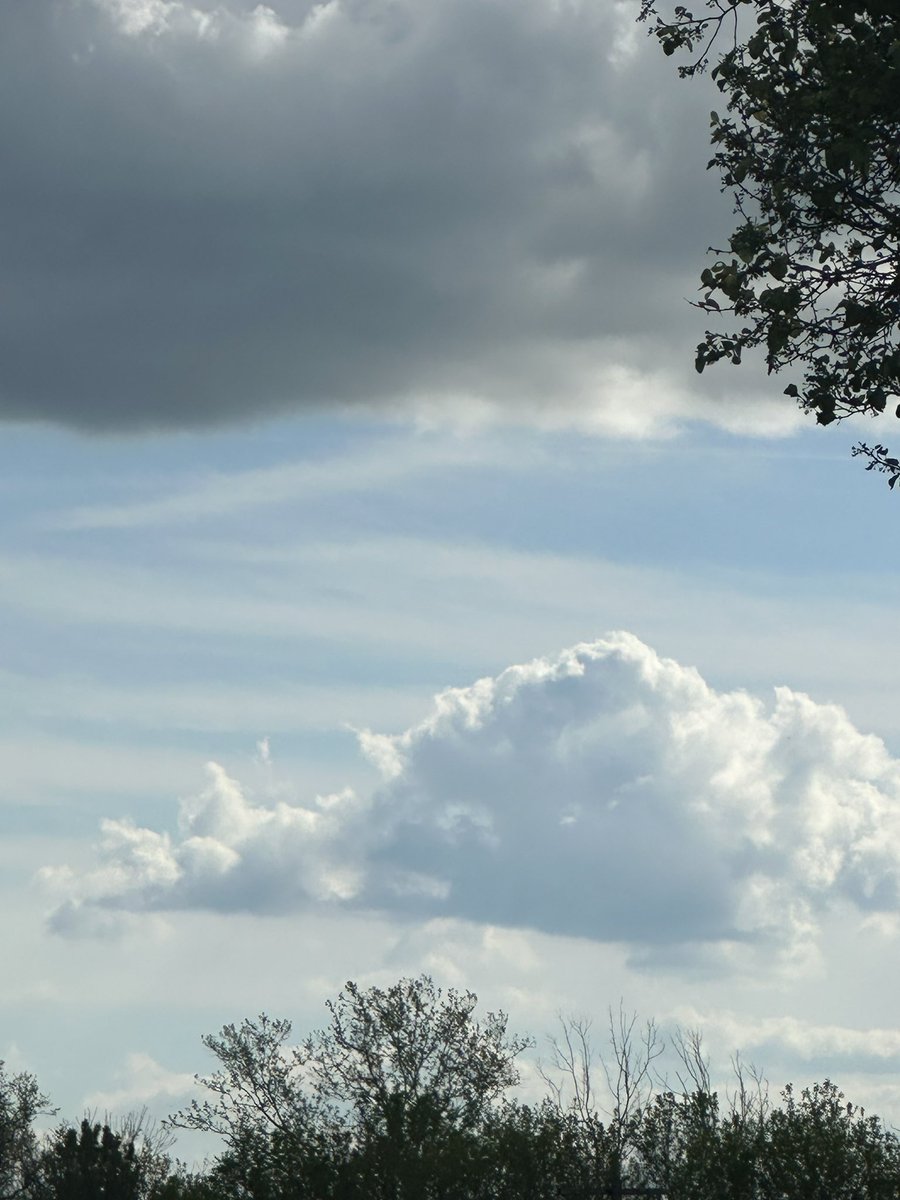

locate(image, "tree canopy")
[[640, 0, 900, 484], [0, 1062, 51, 1200], [6, 981, 900, 1199], [169, 975, 533, 1200], [167, 978, 900, 1200]]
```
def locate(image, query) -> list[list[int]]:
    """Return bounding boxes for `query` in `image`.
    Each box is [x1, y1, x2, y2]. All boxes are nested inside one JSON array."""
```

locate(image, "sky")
[[5, 0, 900, 1161]]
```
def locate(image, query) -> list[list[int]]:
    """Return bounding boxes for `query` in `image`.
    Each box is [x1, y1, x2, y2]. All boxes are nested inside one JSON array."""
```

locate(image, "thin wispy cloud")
[[44, 436, 541, 531]]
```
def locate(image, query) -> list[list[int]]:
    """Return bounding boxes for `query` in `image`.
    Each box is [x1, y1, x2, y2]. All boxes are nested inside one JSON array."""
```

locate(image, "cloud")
[[82, 1051, 197, 1116], [41, 633, 900, 968], [0, 0, 798, 436], [41, 435, 530, 531], [671, 1010, 900, 1071], [40, 765, 367, 933]]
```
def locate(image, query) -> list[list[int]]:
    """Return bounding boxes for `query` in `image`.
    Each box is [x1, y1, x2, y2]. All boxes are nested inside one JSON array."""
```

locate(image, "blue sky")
[[6, 0, 900, 1160]]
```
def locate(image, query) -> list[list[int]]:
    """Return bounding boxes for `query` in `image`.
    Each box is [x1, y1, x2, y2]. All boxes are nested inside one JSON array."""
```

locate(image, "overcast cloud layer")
[[0, 0, 801, 435], [43, 633, 900, 970]]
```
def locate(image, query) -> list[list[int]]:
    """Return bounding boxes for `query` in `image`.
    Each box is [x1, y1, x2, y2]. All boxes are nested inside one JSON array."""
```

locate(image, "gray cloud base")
[[1, 0, 752, 432], [42, 633, 900, 966]]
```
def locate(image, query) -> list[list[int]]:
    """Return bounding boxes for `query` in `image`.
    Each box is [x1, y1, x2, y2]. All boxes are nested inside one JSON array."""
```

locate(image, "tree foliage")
[[761, 1080, 900, 1200], [35, 1111, 177, 1200], [9, 980, 900, 1199], [0, 1063, 52, 1200], [305, 976, 530, 1136], [169, 975, 532, 1200], [169, 979, 900, 1200], [640, 0, 900, 482], [167, 1013, 345, 1200], [39, 1120, 142, 1200]]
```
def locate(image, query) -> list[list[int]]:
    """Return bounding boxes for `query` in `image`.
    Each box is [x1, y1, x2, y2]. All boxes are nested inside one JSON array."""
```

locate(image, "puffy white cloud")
[[93, 0, 179, 38], [42, 634, 900, 966], [40, 766, 366, 934], [665, 1008, 900, 1087], [82, 1051, 197, 1115], [0, 0, 797, 436], [692, 1011, 900, 1063]]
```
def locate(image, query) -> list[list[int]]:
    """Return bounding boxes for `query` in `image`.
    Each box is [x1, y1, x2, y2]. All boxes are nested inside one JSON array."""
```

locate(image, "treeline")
[[3, 976, 899, 1199]]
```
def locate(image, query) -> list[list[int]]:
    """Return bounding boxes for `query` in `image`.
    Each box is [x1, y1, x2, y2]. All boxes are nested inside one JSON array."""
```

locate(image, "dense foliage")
[[4, 976, 900, 1198], [640, 0, 900, 483]]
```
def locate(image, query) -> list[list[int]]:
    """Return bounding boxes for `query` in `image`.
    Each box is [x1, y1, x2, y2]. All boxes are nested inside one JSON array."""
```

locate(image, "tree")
[[640, 0, 900, 484], [760, 1080, 900, 1200], [39, 1121, 142, 1200], [636, 1070, 900, 1200], [539, 1010, 663, 1198], [167, 1013, 345, 1200], [638, 1088, 727, 1200], [480, 1100, 617, 1200], [38, 1113, 176, 1200], [169, 975, 532, 1200], [169, 982, 900, 1200], [304, 976, 530, 1139], [305, 976, 531, 1200], [0, 1063, 52, 1200]]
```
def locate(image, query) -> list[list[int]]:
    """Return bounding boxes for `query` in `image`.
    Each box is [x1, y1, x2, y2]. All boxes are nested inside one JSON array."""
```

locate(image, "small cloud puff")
[[82, 1051, 198, 1116], [41, 634, 900, 968], [39, 768, 366, 936]]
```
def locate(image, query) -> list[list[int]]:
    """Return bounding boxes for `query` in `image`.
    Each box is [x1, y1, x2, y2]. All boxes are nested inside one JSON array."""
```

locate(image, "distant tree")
[[142, 1173, 218, 1200], [540, 1009, 664, 1196], [641, 0, 900, 484], [169, 982, 900, 1200], [167, 1013, 344, 1200], [637, 1072, 900, 1200], [304, 976, 531, 1141], [760, 1080, 900, 1200], [169, 975, 532, 1200], [480, 1099, 625, 1200], [639, 1088, 738, 1200], [38, 1120, 142, 1200], [0, 1063, 52, 1200], [37, 1111, 177, 1200]]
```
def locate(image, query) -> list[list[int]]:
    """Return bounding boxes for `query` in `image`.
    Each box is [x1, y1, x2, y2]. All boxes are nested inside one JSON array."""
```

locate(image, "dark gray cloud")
[[1, 0, 753, 431]]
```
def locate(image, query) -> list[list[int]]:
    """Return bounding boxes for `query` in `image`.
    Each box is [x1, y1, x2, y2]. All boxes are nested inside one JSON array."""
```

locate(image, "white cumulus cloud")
[[41, 634, 900, 969]]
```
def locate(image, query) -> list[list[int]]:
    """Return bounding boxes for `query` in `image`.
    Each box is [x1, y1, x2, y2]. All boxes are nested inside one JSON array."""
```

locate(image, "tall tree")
[[167, 1013, 344, 1200], [760, 1080, 900, 1200], [641, 0, 900, 483], [39, 1121, 142, 1200], [169, 975, 531, 1200], [0, 1063, 52, 1200], [304, 976, 530, 1140]]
